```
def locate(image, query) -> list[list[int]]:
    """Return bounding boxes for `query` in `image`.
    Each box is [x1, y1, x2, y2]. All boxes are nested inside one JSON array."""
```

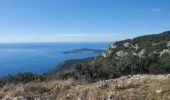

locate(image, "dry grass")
[[0, 74, 170, 100]]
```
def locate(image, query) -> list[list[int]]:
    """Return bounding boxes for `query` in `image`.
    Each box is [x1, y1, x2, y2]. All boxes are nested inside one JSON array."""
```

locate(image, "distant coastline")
[[0, 43, 109, 76], [63, 48, 104, 54]]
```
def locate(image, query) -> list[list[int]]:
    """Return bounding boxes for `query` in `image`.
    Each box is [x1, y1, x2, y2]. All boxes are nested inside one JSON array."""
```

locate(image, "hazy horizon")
[[0, 31, 169, 43]]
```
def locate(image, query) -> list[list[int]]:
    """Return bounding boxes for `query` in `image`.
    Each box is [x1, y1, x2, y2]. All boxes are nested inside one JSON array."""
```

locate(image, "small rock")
[[13, 96, 26, 100], [77, 96, 81, 100], [76, 87, 79, 90], [155, 90, 162, 94], [67, 93, 73, 97], [67, 94, 71, 97], [2, 95, 10, 100]]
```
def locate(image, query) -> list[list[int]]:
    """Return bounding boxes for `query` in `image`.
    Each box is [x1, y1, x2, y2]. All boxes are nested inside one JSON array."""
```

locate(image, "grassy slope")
[[0, 74, 170, 100]]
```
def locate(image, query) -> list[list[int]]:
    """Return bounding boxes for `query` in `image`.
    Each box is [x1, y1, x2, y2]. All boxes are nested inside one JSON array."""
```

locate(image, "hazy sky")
[[0, 0, 170, 43]]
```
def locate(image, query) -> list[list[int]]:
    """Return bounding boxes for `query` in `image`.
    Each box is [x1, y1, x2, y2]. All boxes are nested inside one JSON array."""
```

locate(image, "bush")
[[0, 72, 46, 85]]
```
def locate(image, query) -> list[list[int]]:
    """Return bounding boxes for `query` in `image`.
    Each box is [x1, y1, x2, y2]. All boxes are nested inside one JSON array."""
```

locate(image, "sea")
[[0, 42, 110, 77]]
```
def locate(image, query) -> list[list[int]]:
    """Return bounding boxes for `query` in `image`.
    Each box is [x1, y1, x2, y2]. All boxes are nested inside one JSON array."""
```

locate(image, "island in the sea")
[[63, 48, 104, 54]]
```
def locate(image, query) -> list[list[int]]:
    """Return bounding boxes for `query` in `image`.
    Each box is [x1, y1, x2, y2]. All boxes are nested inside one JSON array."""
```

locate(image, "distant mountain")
[[63, 48, 104, 54], [101, 31, 170, 58]]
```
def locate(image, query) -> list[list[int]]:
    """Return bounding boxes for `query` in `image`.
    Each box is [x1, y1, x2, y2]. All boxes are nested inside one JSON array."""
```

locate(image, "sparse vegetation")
[[0, 74, 170, 100], [0, 72, 47, 86]]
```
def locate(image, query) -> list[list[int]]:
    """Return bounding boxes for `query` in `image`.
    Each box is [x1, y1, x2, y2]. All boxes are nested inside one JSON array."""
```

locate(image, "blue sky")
[[0, 0, 170, 43]]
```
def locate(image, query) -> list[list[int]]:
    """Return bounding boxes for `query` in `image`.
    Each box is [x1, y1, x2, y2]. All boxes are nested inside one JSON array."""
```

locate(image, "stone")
[[155, 90, 162, 94], [77, 96, 81, 100], [67, 93, 71, 97], [2, 95, 10, 100]]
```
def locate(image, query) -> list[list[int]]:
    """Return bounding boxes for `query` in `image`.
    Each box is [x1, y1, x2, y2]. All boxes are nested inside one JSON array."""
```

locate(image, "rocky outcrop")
[[110, 44, 117, 49], [167, 41, 170, 47], [138, 49, 145, 57], [123, 42, 131, 48], [159, 49, 170, 56], [132, 44, 139, 50], [102, 52, 107, 58], [101, 44, 116, 58], [116, 50, 128, 57]]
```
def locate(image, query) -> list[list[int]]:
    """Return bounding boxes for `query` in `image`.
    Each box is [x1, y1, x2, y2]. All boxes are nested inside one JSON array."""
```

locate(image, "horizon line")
[[0, 41, 113, 44]]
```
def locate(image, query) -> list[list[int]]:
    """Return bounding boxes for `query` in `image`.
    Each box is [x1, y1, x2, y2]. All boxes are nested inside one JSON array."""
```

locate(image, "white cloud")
[[0, 33, 129, 43], [151, 8, 162, 13]]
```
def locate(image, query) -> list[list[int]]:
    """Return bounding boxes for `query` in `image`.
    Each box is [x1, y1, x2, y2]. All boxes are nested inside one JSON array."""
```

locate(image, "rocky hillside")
[[101, 31, 170, 58], [58, 31, 170, 82], [0, 74, 170, 100]]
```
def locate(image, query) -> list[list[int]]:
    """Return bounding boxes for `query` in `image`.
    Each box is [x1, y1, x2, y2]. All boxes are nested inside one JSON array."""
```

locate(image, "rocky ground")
[[0, 74, 170, 100]]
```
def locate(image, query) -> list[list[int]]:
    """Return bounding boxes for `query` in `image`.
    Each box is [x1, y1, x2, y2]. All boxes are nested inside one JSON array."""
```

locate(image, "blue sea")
[[0, 42, 110, 77]]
